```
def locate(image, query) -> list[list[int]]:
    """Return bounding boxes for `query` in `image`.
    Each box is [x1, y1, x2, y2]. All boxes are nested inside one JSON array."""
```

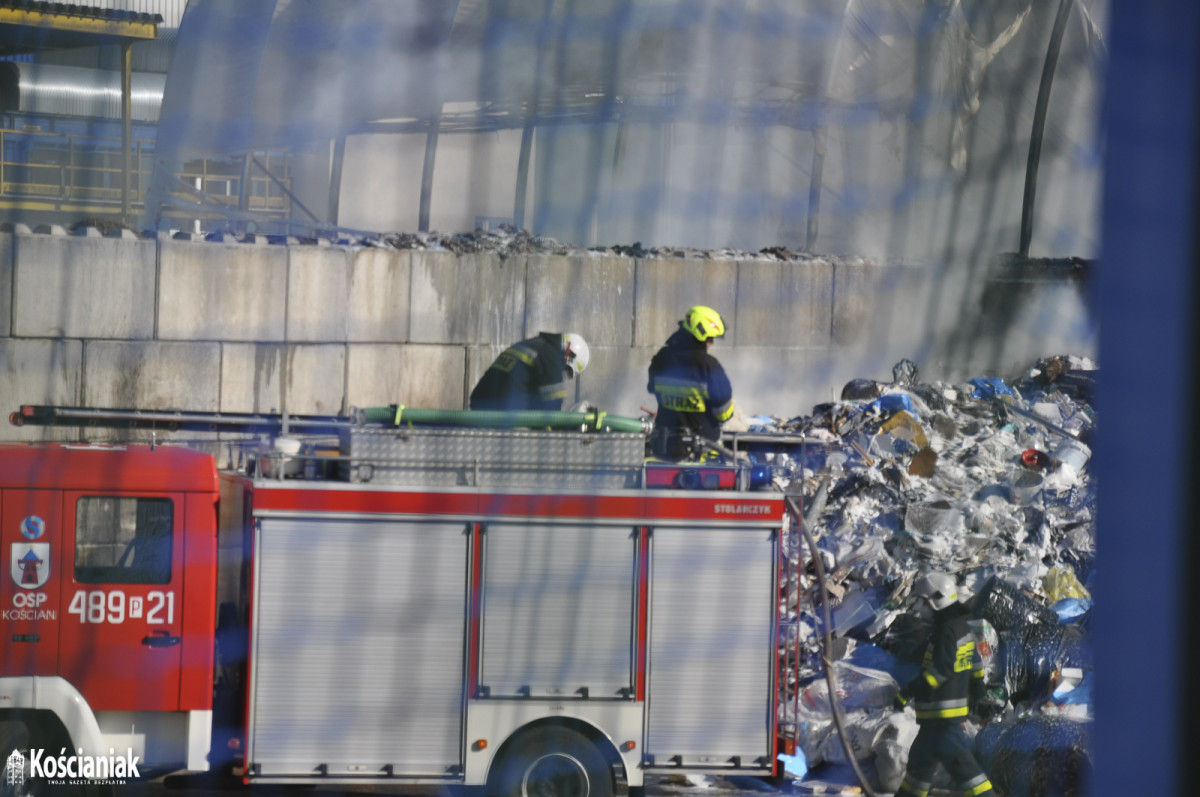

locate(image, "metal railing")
[[0, 122, 291, 220]]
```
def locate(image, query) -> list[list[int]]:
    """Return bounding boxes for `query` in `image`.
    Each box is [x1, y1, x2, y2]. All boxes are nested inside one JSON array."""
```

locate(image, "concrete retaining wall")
[[0, 226, 1096, 443]]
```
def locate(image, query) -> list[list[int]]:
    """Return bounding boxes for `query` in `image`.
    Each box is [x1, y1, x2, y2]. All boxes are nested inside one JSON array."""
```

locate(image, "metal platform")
[[338, 425, 645, 489]]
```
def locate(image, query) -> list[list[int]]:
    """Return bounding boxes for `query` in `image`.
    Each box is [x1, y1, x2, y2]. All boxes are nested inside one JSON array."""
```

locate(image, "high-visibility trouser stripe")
[[915, 705, 969, 720], [915, 696, 968, 712], [712, 397, 735, 422], [900, 776, 931, 796], [963, 774, 994, 795]]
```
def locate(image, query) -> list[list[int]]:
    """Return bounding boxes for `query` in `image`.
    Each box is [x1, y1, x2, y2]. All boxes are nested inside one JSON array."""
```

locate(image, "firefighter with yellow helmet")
[[646, 305, 736, 460]]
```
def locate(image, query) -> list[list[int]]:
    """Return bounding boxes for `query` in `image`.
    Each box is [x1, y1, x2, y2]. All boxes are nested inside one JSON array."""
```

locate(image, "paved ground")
[[88, 771, 882, 797]]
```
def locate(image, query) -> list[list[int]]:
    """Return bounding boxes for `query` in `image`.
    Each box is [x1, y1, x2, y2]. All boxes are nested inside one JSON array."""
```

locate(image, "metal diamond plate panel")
[[338, 427, 644, 489]]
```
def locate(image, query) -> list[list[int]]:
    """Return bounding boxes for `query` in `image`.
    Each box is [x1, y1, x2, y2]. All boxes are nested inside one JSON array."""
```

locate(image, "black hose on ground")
[[786, 486, 878, 797]]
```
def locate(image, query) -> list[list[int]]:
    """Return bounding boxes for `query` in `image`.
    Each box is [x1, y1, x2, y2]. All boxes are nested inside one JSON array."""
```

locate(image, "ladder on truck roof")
[[9, 403, 648, 434], [9, 403, 352, 435]]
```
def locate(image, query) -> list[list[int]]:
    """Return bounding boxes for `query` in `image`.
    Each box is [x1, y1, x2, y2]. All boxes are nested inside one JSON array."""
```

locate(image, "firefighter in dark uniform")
[[470, 332, 590, 411], [646, 305, 735, 460], [894, 572, 995, 797]]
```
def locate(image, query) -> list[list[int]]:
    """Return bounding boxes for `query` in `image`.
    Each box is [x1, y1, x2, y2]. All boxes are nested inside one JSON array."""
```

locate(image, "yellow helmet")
[[681, 305, 726, 342]]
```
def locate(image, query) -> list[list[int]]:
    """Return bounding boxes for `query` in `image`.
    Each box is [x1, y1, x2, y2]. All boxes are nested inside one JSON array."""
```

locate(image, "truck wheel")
[[491, 726, 614, 797]]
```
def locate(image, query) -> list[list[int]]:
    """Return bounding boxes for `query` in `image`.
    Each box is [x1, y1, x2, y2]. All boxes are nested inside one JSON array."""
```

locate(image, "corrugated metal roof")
[[0, 0, 163, 57], [0, 1, 163, 26], [84, 1, 186, 28]]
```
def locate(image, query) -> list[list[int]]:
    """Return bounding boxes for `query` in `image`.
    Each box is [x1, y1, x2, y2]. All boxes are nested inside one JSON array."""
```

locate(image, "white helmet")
[[914, 572, 958, 610], [563, 333, 590, 377]]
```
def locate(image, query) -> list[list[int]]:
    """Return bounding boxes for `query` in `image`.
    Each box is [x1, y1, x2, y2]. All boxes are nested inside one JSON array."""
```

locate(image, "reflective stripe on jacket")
[[906, 602, 984, 723], [647, 328, 735, 458], [470, 332, 566, 411]]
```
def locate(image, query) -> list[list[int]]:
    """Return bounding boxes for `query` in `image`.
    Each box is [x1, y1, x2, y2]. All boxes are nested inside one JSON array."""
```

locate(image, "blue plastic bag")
[[778, 749, 808, 780], [1052, 597, 1093, 623], [969, 377, 1017, 400], [863, 393, 917, 417], [1054, 670, 1092, 705]]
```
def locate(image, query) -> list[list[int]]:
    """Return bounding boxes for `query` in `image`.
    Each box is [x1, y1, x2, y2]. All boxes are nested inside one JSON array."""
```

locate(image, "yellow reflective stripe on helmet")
[[713, 398, 735, 422]]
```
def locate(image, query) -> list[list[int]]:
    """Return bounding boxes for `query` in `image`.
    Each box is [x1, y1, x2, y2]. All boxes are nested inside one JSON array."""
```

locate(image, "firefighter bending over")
[[647, 305, 735, 460], [893, 572, 995, 797], [470, 332, 590, 411]]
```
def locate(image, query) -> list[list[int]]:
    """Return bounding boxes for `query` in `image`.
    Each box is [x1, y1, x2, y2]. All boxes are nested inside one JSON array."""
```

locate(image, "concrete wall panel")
[[0, 339, 81, 441], [735, 258, 835, 347], [345, 344, 465, 411], [13, 233, 155, 339], [0, 233, 11, 336], [410, 251, 526, 345], [159, 240, 287, 341], [525, 254, 635, 346], [632, 258, 739, 346], [722, 346, 824, 421], [220, 343, 347, 416], [347, 247, 410, 342], [578, 345, 657, 419], [830, 260, 927, 347], [84, 340, 221, 410], [287, 246, 349, 342]]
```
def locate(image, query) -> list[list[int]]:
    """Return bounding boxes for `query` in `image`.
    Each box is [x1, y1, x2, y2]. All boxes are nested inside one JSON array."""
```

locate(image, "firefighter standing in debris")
[[646, 305, 736, 460], [470, 332, 590, 411], [893, 572, 995, 797]]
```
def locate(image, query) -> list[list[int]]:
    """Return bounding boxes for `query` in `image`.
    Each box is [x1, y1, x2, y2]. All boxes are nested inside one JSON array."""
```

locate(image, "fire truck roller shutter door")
[[480, 524, 635, 698], [645, 527, 776, 767], [248, 518, 469, 777]]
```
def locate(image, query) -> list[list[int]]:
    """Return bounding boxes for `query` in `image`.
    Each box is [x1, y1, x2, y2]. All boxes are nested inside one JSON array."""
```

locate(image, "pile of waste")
[[758, 355, 1095, 795], [367, 225, 833, 262]]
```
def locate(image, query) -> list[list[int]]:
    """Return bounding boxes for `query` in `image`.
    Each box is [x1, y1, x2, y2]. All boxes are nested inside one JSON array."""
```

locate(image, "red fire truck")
[[1, 406, 799, 796]]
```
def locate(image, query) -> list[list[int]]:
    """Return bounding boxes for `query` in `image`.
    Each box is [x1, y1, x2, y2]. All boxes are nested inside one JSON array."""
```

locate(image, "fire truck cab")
[[1, 418, 794, 796], [0, 444, 219, 775]]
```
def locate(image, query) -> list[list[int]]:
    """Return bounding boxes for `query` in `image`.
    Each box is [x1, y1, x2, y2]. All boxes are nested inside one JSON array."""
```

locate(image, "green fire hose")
[[356, 405, 647, 434]]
